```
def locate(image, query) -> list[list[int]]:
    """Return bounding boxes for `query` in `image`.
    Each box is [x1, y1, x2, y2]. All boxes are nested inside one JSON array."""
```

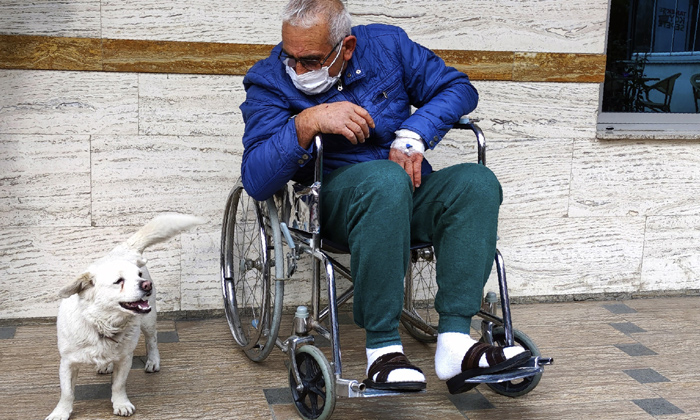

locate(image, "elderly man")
[[240, 0, 528, 393]]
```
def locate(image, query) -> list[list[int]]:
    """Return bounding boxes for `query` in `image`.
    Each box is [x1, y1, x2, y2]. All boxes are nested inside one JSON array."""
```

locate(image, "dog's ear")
[[58, 272, 95, 298], [136, 258, 147, 268]]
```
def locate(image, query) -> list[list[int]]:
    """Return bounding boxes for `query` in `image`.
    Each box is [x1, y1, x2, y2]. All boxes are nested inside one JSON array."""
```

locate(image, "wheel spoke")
[[307, 383, 326, 401], [402, 248, 439, 342], [308, 393, 319, 414]]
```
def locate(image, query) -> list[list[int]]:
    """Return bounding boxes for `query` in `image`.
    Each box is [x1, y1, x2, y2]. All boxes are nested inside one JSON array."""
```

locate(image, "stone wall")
[[2, 0, 698, 320]]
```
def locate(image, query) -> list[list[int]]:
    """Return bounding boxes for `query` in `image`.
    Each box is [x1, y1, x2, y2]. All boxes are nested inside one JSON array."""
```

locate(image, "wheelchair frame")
[[221, 118, 552, 420]]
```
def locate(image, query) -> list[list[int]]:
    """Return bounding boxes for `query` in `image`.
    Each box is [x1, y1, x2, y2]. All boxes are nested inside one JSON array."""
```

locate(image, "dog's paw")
[[113, 401, 135, 417], [97, 362, 114, 374], [45, 408, 71, 420], [144, 358, 160, 373]]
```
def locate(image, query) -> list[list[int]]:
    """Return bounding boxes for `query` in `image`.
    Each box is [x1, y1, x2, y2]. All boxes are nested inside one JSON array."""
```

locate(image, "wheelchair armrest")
[[452, 116, 486, 166], [311, 116, 487, 181]]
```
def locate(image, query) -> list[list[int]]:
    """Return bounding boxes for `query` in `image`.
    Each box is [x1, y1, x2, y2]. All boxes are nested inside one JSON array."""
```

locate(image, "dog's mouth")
[[119, 300, 152, 314]]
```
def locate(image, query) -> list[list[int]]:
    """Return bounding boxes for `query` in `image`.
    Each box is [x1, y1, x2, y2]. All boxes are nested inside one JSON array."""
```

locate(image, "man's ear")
[[342, 35, 357, 61], [58, 272, 94, 298]]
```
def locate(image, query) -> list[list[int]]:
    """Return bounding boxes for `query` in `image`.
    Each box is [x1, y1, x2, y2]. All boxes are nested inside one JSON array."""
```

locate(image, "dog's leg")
[[97, 362, 114, 374], [141, 308, 160, 372], [46, 358, 78, 420], [141, 269, 160, 372], [110, 356, 135, 416]]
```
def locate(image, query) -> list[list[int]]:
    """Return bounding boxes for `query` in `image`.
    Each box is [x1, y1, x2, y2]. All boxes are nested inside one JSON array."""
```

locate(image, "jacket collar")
[[341, 54, 366, 87], [306, 49, 366, 103]]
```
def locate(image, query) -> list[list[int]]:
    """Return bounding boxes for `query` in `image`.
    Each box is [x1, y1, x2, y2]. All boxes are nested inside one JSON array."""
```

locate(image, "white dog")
[[46, 213, 203, 420]]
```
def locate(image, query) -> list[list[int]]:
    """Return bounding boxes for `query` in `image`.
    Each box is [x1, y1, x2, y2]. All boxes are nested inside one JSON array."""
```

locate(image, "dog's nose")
[[140, 280, 153, 293]]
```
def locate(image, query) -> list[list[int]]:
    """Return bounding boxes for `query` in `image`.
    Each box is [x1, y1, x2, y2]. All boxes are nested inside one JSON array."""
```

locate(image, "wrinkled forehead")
[[282, 20, 333, 55]]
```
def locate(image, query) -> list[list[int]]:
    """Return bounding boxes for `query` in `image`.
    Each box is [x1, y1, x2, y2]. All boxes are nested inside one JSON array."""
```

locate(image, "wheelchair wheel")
[[401, 247, 439, 343], [482, 327, 542, 397], [221, 180, 282, 362], [289, 345, 336, 420]]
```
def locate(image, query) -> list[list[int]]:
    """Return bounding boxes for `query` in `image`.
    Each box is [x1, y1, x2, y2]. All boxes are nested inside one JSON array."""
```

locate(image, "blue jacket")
[[240, 24, 478, 201]]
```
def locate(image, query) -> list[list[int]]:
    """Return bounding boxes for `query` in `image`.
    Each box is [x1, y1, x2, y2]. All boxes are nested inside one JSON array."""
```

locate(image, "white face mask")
[[285, 45, 343, 95]]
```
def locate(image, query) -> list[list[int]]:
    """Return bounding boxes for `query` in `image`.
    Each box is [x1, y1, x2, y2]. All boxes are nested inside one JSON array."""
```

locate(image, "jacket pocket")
[[371, 77, 402, 114]]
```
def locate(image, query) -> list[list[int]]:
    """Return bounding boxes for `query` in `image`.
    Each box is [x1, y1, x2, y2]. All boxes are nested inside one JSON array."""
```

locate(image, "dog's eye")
[[114, 277, 124, 285], [138, 271, 143, 277]]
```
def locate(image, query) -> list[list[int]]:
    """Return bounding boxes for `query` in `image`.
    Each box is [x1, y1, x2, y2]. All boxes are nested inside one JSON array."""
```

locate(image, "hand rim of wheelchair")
[[220, 181, 283, 362], [289, 345, 337, 420]]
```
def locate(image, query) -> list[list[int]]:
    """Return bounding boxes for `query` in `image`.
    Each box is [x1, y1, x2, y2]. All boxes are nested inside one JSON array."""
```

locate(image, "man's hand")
[[295, 101, 375, 148], [389, 148, 423, 188]]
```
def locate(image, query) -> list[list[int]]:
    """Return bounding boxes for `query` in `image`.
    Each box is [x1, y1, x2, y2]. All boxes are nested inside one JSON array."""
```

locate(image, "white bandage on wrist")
[[391, 129, 425, 156]]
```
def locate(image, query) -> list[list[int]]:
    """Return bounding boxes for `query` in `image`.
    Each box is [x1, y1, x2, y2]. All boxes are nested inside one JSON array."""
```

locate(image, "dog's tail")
[[125, 213, 205, 253]]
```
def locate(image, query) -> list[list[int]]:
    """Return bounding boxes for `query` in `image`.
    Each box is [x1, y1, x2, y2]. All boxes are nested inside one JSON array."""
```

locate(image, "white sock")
[[434, 332, 526, 381], [366, 345, 425, 383]]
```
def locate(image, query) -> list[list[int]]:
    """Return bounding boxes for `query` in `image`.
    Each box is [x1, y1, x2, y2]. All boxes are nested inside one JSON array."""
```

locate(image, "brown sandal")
[[362, 352, 426, 391], [446, 343, 531, 394]]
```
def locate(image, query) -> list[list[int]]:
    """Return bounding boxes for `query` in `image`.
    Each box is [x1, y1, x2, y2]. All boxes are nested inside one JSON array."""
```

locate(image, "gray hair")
[[282, 0, 352, 46]]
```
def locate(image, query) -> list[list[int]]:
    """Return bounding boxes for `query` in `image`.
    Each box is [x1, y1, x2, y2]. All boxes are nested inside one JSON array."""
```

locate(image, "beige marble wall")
[[1, 0, 606, 53], [0, 1, 101, 38], [2, 0, 698, 320]]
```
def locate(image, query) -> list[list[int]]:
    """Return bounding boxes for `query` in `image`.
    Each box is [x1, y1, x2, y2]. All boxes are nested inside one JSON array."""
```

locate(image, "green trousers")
[[320, 160, 502, 349]]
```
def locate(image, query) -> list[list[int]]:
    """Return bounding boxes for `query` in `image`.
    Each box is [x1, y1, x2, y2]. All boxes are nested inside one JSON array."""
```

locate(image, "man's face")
[[282, 21, 345, 77]]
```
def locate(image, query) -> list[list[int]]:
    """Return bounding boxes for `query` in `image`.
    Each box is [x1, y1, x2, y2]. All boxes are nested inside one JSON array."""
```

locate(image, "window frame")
[[597, 0, 700, 138]]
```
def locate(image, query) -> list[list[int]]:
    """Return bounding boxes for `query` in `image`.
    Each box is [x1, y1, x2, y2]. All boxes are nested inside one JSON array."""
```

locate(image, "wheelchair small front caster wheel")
[[482, 327, 542, 397], [289, 345, 336, 420]]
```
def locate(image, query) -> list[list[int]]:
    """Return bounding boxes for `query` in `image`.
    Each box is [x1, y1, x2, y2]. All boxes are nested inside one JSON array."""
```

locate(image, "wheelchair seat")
[[320, 237, 432, 255]]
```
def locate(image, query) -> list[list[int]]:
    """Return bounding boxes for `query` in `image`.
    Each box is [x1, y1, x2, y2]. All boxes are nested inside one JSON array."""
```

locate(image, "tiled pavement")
[[1, 296, 699, 419]]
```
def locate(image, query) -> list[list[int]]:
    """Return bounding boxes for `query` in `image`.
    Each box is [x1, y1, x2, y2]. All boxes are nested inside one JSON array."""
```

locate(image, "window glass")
[[602, 0, 700, 114]]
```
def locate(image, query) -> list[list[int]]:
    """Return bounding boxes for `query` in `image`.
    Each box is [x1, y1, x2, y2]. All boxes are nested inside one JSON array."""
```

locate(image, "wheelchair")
[[220, 117, 552, 420]]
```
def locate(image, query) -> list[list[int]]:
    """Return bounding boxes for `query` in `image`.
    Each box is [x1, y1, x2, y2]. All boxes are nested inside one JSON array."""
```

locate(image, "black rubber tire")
[[482, 327, 542, 397], [289, 345, 336, 420]]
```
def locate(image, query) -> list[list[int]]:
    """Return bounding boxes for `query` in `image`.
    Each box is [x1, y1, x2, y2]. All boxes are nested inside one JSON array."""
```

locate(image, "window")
[[599, 0, 700, 135]]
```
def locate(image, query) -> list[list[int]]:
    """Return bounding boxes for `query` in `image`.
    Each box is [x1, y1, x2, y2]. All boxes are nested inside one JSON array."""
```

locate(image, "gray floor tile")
[[0, 326, 16, 339], [602, 303, 638, 314], [609, 321, 646, 334], [448, 390, 495, 412], [615, 343, 658, 356], [132, 356, 146, 370], [633, 398, 684, 416], [263, 387, 293, 405], [623, 368, 670, 383], [157, 330, 179, 343], [75, 383, 112, 401]]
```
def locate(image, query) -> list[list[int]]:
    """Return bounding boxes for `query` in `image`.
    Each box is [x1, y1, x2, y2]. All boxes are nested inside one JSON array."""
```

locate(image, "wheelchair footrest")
[[335, 377, 427, 398], [359, 387, 427, 398], [461, 356, 552, 384]]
